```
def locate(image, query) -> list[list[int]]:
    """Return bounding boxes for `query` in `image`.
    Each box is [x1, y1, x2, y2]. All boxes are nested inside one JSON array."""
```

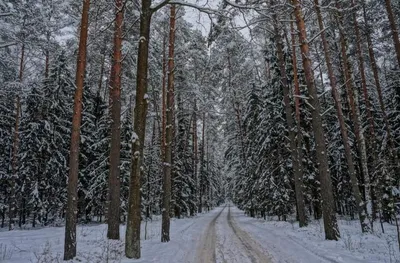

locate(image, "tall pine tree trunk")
[[107, 0, 124, 240], [98, 39, 107, 98], [313, 0, 370, 232], [362, 2, 400, 178], [271, 5, 307, 227], [161, 28, 167, 163], [352, 0, 376, 142], [161, 4, 176, 243], [352, 1, 379, 189], [44, 33, 50, 78], [200, 112, 206, 214], [291, 20, 308, 228], [9, 42, 24, 231], [335, 2, 373, 229], [125, 0, 152, 258], [384, 0, 400, 72], [193, 100, 199, 214], [64, 0, 90, 260], [292, 0, 339, 240]]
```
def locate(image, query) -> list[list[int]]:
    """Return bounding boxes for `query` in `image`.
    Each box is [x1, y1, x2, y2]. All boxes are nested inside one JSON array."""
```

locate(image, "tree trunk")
[[313, 0, 370, 233], [193, 100, 199, 214], [63, 0, 90, 260], [384, 0, 400, 72], [9, 34, 26, 231], [352, 0, 376, 142], [107, 0, 124, 240], [291, 19, 308, 228], [161, 27, 167, 162], [352, 0, 379, 191], [335, 1, 373, 230], [292, 0, 339, 240], [9, 97, 20, 231], [272, 6, 307, 227], [98, 39, 107, 98], [161, 4, 176, 243], [199, 112, 206, 214], [125, 0, 152, 259], [363, 2, 400, 178]]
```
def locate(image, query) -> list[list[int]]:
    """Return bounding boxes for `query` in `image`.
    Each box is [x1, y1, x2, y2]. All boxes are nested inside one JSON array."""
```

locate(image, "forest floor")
[[0, 205, 399, 263]]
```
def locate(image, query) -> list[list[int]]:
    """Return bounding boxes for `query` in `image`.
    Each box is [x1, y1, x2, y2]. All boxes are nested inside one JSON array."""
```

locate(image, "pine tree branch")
[[0, 42, 17, 48]]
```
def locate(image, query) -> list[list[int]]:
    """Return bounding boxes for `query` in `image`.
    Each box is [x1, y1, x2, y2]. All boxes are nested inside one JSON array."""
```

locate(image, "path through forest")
[[0, 205, 390, 262], [192, 205, 368, 263], [194, 205, 271, 263]]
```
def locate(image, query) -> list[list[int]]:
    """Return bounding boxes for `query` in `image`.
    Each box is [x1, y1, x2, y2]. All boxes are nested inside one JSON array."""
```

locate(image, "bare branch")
[[0, 42, 17, 48], [150, 0, 171, 14], [0, 12, 13, 17], [167, 1, 228, 15]]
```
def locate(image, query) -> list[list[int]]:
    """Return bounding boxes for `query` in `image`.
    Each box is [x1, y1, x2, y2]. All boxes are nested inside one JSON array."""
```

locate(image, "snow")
[[231, 206, 400, 263], [1, 206, 399, 263], [0, 207, 224, 263]]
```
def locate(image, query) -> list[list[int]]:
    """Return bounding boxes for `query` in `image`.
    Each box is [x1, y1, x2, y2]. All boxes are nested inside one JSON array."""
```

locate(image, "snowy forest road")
[[194, 205, 226, 262], [195, 205, 272, 263], [230, 207, 367, 263]]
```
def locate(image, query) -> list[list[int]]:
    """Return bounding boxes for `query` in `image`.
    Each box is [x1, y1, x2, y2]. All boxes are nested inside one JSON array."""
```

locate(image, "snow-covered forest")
[[0, 0, 400, 262]]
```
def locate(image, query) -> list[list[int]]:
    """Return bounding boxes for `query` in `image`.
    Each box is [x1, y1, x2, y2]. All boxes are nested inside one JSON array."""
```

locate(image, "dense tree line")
[[0, 0, 399, 260], [223, 0, 400, 240]]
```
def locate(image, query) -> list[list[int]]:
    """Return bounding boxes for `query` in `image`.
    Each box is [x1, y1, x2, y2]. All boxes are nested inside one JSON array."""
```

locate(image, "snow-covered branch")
[[0, 42, 17, 48]]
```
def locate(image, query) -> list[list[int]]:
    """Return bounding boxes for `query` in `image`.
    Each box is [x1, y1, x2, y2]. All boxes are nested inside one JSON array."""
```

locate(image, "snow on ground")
[[0, 207, 223, 263], [232, 206, 400, 263], [1, 205, 400, 263]]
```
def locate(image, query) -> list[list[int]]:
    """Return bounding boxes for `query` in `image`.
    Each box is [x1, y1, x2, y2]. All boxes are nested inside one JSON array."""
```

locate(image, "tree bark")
[[352, 1, 376, 141], [199, 112, 206, 214], [272, 6, 307, 227], [290, 19, 307, 227], [9, 42, 24, 231], [161, 27, 167, 163], [107, 0, 124, 240], [161, 4, 176, 243], [352, 1, 379, 190], [292, 0, 339, 240], [335, 1, 373, 230], [384, 0, 400, 72], [98, 39, 107, 97], [64, 0, 90, 260], [125, 0, 152, 258], [193, 100, 199, 213], [314, 0, 370, 233], [363, 2, 400, 178]]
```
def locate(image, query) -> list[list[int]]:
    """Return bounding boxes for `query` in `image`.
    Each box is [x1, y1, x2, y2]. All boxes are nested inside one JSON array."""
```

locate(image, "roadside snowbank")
[[232, 206, 400, 263], [0, 207, 223, 263]]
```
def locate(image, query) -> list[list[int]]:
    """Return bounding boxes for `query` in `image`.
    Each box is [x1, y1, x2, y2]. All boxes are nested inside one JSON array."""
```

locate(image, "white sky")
[[182, 0, 218, 36], [182, 0, 250, 38]]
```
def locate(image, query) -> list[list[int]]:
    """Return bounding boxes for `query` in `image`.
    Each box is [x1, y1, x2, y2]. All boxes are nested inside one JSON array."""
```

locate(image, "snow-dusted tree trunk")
[[161, 4, 176, 243], [161, 29, 167, 163], [384, 0, 400, 71], [335, 1, 373, 230], [193, 100, 199, 214], [313, 0, 370, 233], [271, 4, 307, 227], [292, 0, 339, 240], [125, 0, 153, 258], [64, 0, 90, 260], [362, 2, 400, 178], [107, 0, 124, 240], [290, 19, 308, 228], [9, 41, 24, 231]]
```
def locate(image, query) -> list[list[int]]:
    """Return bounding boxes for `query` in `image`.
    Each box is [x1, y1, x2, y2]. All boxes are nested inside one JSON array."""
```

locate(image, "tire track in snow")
[[231, 207, 363, 263], [194, 205, 226, 263], [227, 206, 272, 263]]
